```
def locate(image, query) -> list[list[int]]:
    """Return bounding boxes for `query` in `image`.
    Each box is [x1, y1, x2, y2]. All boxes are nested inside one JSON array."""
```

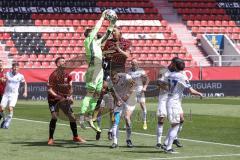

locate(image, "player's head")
[[130, 58, 138, 70], [111, 71, 119, 83], [112, 26, 122, 40], [169, 57, 185, 72], [12, 62, 19, 75], [175, 58, 185, 71], [55, 57, 65, 68], [168, 57, 180, 72]]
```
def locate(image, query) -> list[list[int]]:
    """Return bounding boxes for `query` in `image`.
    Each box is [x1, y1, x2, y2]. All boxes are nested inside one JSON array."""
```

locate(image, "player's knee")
[[158, 121, 164, 125], [50, 118, 57, 123], [180, 120, 184, 124]]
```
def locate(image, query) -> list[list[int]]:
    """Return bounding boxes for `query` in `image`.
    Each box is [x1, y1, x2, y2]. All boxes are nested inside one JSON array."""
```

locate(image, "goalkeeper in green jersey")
[[79, 10, 117, 132]]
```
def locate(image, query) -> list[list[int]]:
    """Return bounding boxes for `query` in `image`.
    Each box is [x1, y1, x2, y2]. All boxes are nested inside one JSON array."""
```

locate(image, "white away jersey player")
[[111, 73, 136, 113], [167, 71, 191, 123], [1, 72, 25, 108], [167, 71, 191, 101], [157, 69, 171, 117], [128, 68, 146, 103], [128, 68, 146, 93]]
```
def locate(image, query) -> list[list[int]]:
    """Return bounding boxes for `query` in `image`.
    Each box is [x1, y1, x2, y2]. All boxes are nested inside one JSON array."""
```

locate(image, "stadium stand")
[[169, 0, 240, 44], [0, 0, 215, 68]]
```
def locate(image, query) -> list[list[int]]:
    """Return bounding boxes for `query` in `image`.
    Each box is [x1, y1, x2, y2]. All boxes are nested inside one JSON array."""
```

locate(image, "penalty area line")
[[13, 118, 240, 148]]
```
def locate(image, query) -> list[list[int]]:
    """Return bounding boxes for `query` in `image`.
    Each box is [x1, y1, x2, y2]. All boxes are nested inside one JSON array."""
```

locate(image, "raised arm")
[[100, 19, 116, 44], [87, 10, 107, 43]]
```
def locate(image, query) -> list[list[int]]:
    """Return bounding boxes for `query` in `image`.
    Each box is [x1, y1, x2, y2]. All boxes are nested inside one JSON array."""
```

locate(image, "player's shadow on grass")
[[11, 141, 65, 147], [123, 150, 165, 154], [11, 140, 104, 148]]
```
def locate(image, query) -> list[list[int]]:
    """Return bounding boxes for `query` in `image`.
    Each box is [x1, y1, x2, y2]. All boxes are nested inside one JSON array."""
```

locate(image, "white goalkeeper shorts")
[[166, 99, 183, 124], [1, 93, 19, 108]]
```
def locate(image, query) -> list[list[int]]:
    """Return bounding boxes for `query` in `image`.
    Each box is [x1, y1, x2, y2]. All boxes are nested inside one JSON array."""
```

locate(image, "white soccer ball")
[[106, 9, 117, 22]]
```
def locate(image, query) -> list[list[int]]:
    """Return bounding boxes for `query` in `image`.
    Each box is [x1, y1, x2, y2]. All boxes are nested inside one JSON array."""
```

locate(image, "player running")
[[47, 57, 85, 145], [79, 10, 116, 132], [162, 58, 203, 153], [0, 63, 27, 129], [128, 58, 149, 130]]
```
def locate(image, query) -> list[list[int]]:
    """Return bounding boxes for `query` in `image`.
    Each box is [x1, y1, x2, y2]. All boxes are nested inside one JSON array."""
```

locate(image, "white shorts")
[[136, 92, 145, 103], [157, 95, 167, 117], [114, 102, 136, 114], [167, 99, 183, 124], [1, 94, 18, 108], [100, 93, 114, 109]]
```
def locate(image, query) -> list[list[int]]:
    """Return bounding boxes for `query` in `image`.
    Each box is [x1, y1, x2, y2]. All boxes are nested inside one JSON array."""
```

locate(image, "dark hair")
[[84, 28, 92, 37], [175, 58, 185, 71], [171, 57, 179, 63], [55, 57, 65, 65], [12, 62, 19, 67]]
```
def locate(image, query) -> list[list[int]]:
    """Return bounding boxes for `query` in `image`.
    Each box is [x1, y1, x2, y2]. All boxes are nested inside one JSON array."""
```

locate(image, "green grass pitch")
[[0, 98, 240, 160]]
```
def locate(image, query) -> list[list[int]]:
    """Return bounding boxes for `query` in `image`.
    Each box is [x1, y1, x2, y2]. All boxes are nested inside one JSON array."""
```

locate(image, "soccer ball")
[[105, 9, 117, 22]]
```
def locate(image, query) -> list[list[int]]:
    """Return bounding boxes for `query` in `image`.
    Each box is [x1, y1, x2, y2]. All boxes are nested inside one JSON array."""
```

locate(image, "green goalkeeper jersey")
[[84, 18, 114, 67]]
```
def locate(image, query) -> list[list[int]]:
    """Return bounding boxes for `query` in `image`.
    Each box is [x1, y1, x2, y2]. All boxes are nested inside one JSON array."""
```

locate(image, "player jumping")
[[79, 10, 116, 132]]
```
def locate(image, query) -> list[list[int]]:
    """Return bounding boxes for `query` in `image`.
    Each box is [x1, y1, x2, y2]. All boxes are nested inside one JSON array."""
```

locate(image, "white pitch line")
[[134, 153, 240, 160], [13, 118, 240, 148]]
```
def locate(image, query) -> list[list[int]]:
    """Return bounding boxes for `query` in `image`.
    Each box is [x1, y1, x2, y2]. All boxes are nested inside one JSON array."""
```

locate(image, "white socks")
[[112, 124, 118, 144], [166, 124, 180, 150], [156, 124, 163, 144], [126, 126, 132, 140], [142, 107, 147, 122]]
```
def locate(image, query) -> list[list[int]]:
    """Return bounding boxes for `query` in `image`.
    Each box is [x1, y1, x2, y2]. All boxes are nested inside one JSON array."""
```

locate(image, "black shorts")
[[48, 100, 74, 114]]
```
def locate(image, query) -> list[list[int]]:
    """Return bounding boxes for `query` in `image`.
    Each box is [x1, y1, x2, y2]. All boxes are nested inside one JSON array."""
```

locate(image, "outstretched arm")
[[188, 87, 203, 98], [100, 18, 117, 44], [87, 10, 107, 43]]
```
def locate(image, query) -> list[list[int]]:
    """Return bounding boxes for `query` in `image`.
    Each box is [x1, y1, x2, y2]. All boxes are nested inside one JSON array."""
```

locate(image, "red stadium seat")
[[10, 47, 18, 54], [62, 40, 69, 46], [57, 20, 65, 26], [32, 62, 41, 68], [50, 19, 57, 26], [57, 33, 65, 39], [35, 20, 42, 26], [54, 40, 61, 46], [37, 54, 45, 61], [65, 20, 73, 26], [42, 20, 50, 26], [57, 47, 66, 54], [73, 20, 80, 26], [49, 47, 57, 54], [42, 62, 50, 68], [6, 40, 14, 47], [46, 40, 53, 46]]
